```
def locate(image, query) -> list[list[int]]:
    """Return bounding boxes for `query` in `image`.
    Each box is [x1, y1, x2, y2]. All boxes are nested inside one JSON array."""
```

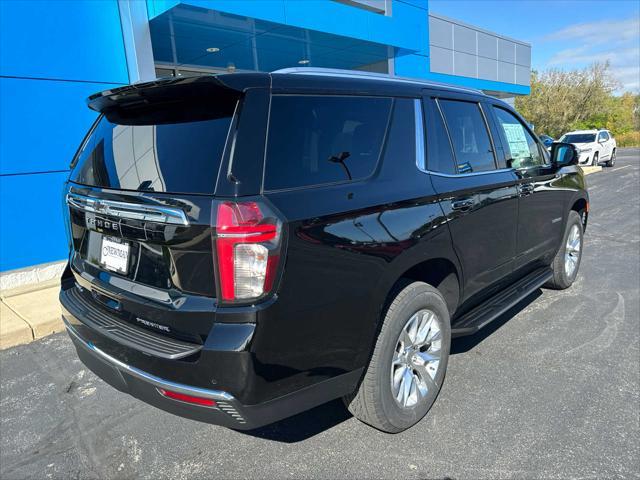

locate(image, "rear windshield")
[[70, 112, 234, 194]]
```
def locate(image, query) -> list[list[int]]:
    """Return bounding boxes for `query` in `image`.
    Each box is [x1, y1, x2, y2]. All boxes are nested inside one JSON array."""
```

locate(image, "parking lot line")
[[610, 165, 632, 172]]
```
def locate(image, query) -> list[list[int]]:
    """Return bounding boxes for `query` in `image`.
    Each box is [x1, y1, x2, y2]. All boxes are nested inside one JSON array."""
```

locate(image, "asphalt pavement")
[[1, 149, 639, 480]]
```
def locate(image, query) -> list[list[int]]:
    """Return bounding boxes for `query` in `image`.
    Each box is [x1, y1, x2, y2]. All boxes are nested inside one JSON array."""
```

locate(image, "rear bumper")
[[63, 312, 362, 430], [64, 317, 255, 428]]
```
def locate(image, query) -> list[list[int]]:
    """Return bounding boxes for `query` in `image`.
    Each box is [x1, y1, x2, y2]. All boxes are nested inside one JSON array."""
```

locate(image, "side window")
[[438, 99, 496, 173], [264, 95, 392, 190], [424, 98, 456, 174], [383, 98, 418, 170], [492, 106, 545, 169], [599, 131, 609, 142]]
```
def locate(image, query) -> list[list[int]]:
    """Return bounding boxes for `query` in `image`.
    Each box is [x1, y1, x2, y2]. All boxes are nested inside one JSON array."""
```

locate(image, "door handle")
[[451, 198, 475, 212], [519, 183, 535, 196]]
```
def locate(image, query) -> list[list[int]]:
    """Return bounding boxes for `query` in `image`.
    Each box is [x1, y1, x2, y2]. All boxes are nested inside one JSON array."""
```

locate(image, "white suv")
[[559, 129, 617, 167]]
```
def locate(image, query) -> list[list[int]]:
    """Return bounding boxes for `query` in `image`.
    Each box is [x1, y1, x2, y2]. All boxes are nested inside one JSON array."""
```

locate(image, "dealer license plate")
[[100, 236, 130, 274]]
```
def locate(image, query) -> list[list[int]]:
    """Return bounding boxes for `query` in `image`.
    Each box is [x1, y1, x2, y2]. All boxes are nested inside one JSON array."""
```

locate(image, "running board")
[[451, 267, 553, 337]]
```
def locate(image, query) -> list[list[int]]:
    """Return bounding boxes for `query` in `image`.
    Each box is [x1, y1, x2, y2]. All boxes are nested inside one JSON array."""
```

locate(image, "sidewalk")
[[0, 279, 63, 349]]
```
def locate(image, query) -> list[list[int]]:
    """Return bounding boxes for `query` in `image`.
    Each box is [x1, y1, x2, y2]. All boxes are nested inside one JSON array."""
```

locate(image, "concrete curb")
[[0, 282, 63, 350], [0, 303, 34, 349], [582, 165, 602, 175]]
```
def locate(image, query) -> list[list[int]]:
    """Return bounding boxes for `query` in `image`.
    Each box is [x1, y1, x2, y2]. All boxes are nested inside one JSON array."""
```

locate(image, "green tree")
[[514, 62, 636, 139]]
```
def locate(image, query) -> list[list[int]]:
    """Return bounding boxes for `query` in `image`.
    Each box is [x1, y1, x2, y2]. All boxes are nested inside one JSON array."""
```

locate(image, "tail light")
[[214, 200, 283, 303], [157, 388, 217, 407]]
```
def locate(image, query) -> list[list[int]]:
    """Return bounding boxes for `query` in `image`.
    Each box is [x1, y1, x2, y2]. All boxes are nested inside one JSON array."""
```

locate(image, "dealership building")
[[0, 0, 531, 285]]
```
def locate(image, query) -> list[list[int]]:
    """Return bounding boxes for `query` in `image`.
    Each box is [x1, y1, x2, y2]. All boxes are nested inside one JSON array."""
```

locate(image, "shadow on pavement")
[[241, 398, 352, 443], [451, 289, 543, 355]]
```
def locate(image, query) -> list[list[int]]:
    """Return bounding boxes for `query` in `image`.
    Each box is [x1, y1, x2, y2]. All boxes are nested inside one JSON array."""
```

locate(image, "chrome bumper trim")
[[64, 317, 234, 402]]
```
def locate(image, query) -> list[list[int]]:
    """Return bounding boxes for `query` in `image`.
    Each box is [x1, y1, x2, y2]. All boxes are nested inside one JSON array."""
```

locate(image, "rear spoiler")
[[87, 73, 270, 125]]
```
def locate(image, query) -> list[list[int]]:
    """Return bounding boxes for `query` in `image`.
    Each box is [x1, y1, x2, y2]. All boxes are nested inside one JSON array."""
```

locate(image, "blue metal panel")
[[397, 0, 429, 10], [0, 78, 122, 176], [394, 52, 430, 79], [0, 172, 69, 271], [148, 0, 285, 23], [283, 1, 371, 44], [147, 0, 180, 18], [379, 1, 428, 56], [0, 0, 130, 272], [425, 71, 531, 95], [0, 0, 129, 83]]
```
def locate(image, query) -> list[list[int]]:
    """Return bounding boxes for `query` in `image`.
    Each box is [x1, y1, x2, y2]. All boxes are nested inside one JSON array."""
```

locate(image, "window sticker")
[[502, 123, 530, 160]]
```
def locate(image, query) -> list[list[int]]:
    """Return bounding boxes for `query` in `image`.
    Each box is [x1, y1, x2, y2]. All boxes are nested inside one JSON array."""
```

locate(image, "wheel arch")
[[383, 257, 461, 319], [571, 196, 589, 231]]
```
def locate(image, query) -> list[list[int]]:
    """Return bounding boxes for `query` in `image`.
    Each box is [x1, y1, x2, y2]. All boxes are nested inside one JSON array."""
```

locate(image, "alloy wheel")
[[391, 309, 442, 408], [564, 224, 581, 279]]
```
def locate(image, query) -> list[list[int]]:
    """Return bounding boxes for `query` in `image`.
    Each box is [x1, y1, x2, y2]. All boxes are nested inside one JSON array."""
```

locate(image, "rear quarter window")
[[264, 95, 392, 190]]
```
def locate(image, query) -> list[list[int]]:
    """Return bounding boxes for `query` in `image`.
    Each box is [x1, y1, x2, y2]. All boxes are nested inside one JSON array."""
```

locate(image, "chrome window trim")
[[66, 192, 188, 226], [64, 318, 234, 401], [414, 99, 427, 172], [422, 167, 516, 178]]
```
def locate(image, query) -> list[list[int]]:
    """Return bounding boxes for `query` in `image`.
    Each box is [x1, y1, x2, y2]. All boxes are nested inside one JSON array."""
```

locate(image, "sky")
[[428, 0, 640, 93]]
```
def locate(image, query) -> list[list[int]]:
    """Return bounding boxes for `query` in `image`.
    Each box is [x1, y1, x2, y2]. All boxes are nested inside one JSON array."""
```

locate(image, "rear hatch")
[[62, 74, 269, 348]]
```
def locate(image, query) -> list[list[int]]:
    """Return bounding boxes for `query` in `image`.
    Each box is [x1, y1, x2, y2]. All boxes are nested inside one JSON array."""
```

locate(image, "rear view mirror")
[[550, 142, 579, 168]]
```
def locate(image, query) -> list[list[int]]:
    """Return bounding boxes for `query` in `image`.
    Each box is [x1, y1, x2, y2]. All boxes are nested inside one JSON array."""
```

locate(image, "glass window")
[[438, 99, 496, 173], [264, 96, 392, 190], [383, 98, 416, 168], [425, 99, 456, 174], [560, 133, 596, 143], [598, 131, 609, 142], [493, 107, 545, 169], [71, 111, 234, 194]]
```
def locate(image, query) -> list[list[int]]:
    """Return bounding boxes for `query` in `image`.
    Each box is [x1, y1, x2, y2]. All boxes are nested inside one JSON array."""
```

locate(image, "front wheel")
[[545, 210, 584, 289], [606, 149, 616, 167], [344, 281, 451, 433], [592, 152, 599, 166]]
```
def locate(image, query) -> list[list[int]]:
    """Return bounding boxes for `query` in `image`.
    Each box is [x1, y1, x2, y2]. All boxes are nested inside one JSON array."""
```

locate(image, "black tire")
[[606, 149, 616, 167], [592, 152, 599, 166], [545, 210, 584, 289], [344, 281, 451, 433]]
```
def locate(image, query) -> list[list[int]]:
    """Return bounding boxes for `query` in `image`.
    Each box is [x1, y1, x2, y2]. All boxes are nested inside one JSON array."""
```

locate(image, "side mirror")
[[550, 142, 579, 168]]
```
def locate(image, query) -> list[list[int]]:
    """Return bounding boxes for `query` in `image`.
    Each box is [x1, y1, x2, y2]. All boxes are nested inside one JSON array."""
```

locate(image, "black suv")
[[60, 69, 588, 433]]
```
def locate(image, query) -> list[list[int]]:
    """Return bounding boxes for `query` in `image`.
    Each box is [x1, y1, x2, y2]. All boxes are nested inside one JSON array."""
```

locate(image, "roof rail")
[[271, 67, 484, 95]]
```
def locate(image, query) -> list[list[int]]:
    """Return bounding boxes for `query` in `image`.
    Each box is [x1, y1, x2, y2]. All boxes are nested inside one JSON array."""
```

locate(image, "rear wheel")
[[592, 152, 599, 166], [606, 149, 616, 167], [344, 281, 451, 433], [545, 210, 583, 289]]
